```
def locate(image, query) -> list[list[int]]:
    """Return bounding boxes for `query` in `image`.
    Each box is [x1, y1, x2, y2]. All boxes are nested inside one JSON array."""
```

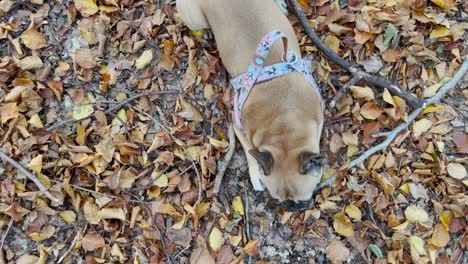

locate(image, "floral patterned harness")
[[230, 30, 323, 130]]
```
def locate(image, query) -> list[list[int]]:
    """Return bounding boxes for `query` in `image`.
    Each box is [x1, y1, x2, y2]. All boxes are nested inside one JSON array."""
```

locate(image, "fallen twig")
[[243, 189, 253, 264], [330, 76, 361, 107], [289, 0, 422, 108], [0, 218, 13, 264], [0, 151, 60, 204], [46, 90, 179, 132], [213, 123, 236, 194], [318, 57, 468, 189], [133, 106, 204, 204], [57, 230, 80, 263]]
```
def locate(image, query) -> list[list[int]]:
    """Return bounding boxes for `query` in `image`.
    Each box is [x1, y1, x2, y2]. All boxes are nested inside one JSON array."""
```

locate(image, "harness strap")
[[231, 30, 323, 130]]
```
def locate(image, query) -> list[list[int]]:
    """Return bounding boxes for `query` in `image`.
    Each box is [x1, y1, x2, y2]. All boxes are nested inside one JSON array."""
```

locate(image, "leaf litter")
[[0, 0, 467, 263]]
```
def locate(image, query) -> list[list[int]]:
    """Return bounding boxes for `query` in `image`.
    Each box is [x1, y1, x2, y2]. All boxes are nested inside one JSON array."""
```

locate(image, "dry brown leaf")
[[243, 240, 259, 256], [326, 239, 350, 263], [405, 206, 429, 223], [431, 223, 449, 247], [75, 48, 96, 69], [21, 29, 47, 50], [82, 231, 106, 251]]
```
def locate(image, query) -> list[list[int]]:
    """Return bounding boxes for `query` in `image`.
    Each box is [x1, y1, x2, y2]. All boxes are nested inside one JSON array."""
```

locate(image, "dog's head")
[[249, 147, 325, 212]]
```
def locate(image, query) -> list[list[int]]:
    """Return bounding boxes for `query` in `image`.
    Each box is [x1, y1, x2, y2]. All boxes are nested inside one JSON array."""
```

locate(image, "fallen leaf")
[[408, 236, 426, 255], [74, 0, 99, 16], [447, 163, 467, 179], [345, 204, 362, 221], [98, 207, 126, 220], [333, 212, 354, 237], [412, 119, 432, 138], [209, 227, 224, 252], [405, 206, 429, 223], [452, 132, 468, 153], [431, 223, 449, 247], [350, 85, 374, 100], [243, 240, 259, 256], [324, 35, 340, 54], [16, 255, 39, 264], [430, 26, 450, 38], [326, 239, 350, 263], [75, 48, 96, 69], [60, 210, 77, 223], [0, 102, 19, 123], [135, 49, 153, 69], [21, 29, 47, 50], [360, 101, 383, 120], [82, 231, 106, 251], [368, 244, 384, 259], [232, 196, 244, 216], [190, 246, 215, 264], [17, 56, 44, 70], [382, 49, 399, 62], [431, 0, 456, 9]]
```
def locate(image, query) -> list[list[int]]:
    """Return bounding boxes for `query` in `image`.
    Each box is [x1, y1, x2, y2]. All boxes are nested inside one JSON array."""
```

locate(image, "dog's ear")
[[249, 149, 274, 176], [299, 152, 325, 175]]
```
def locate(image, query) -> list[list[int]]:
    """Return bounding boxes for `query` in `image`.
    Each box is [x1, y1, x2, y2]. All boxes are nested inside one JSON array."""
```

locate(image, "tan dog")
[[177, 0, 325, 211]]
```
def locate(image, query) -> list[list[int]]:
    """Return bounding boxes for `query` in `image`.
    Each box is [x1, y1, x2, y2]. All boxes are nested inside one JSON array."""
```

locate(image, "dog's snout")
[[282, 200, 310, 212]]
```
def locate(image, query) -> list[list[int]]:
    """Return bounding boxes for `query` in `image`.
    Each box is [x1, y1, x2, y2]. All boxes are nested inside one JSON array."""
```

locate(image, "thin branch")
[[57, 231, 80, 263], [243, 189, 253, 264], [330, 76, 361, 107], [318, 57, 468, 188], [213, 123, 236, 194], [0, 151, 60, 204], [46, 90, 179, 132], [289, 0, 422, 108], [133, 106, 204, 204], [0, 218, 13, 264]]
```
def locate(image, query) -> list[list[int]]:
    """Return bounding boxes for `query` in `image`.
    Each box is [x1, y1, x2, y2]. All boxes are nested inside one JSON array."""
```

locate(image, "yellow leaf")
[[208, 227, 224, 252], [21, 29, 47, 50], [29, 225, 55, 242], [172, 214, 187, 229], [189, 29, 205, 38], [154, 174, 168, 188], [431, 223, 449, 247], [447, 163, 467, 179], [324, 35, 340, 54], [431, 0, 456, 9], [135, 50, 153, 69], [232, 196, 244, 216], [111, 108, 127, 126], [430, 26, 450, 39], [408, 236, 426, 255], [333, 212, 354, 237], [195, 202, 210, 217], [405, 206, 429, 223], [392, 220, 409, 230], [99, 5, 118, 12], [72, 98, 94, 120], [29, 114, 44, 128], [345, 204, 362, 221], [350, 85, 374, 100], [209, 137, 229, 150], [412, 119, 432, 138], [423, 82, 444, 98], [37, 173, 51, 189], [347, 145, 359, 157], [27, 155, 43, 175], [440, 210, 453, 229], [74, 0, 99, 16], [60, 210, 77, 223], [399, 183, 410, 194], [421, 104, 446, 114], [98, 207, 126, 220]]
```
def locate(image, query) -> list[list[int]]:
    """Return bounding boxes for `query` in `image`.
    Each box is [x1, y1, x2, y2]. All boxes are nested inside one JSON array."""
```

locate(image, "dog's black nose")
[[282, 200, 310, 212]]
